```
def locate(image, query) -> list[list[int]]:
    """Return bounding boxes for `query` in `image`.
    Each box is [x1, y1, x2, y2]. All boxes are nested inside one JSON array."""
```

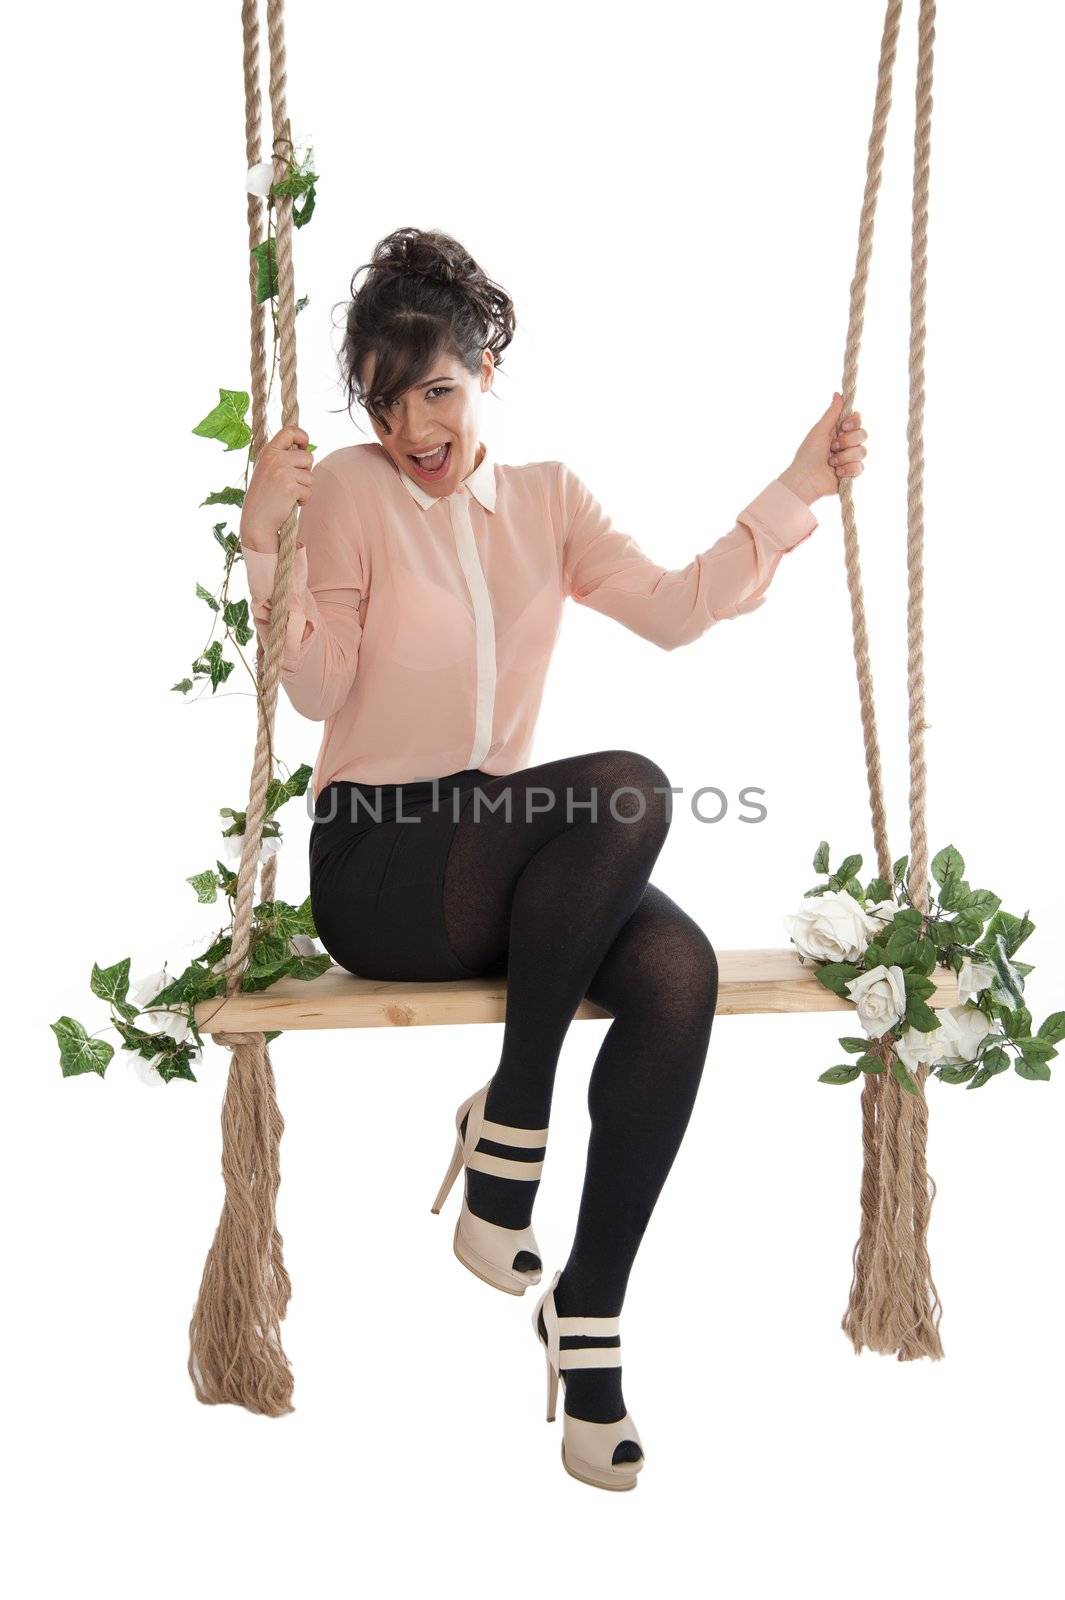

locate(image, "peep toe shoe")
[[430, 1079, 548, 1295], [532, 1269, 645, 1491]]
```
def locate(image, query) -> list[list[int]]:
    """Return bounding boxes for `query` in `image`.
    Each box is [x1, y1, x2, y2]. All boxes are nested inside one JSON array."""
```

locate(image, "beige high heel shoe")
[[532, 1268, 645, 1491], [430, 1079, 548, 1295]]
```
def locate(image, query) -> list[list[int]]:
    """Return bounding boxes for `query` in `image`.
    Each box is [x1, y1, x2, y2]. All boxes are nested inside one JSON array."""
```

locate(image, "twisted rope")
[[188, 0, 302, 1414], [839, 0, 943, 1361]]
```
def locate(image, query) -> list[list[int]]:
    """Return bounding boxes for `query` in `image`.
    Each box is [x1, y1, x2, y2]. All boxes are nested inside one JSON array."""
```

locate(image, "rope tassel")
[[188, 1032, 295, 1412]]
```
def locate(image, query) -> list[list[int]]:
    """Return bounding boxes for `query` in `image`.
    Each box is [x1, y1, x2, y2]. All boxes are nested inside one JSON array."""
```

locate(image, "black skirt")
[[308, 768, 492, 982]]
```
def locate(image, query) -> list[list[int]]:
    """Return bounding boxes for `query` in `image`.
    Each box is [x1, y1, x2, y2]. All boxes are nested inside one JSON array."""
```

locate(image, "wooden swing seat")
[[194, 946, 960, 1033]]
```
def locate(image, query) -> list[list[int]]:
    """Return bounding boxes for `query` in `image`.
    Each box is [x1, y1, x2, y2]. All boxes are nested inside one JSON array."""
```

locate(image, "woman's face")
[[361, 347, 495, 496]]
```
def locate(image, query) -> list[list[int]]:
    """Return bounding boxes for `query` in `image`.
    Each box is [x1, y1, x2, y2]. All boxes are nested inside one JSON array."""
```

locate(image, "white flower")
[[866, 899, 903, 929], [894, 1022, 951, 1074], [938, 1004, 1003, 1064], [136, 1006, 191, 1044], [845, 964, 908, 1038], [127, 968, 168, 1009], [958, 957, 997, 1004], [245, 160, 275, 198], [126, 1051, 167, 1089], [289, 934, 320, 957], [222, 830, 282, 864], [782, 890, 883, 964]]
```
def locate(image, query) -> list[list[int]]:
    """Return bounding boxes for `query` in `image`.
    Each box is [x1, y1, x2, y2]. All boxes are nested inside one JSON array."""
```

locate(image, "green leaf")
[[937, 1063, 977, 1085], [905, 997, 941, 1033], [816, 962, 862, 999], [1015, 1057, 1052, 1082], [980, 1046, 1011, 1075], [931, 845, 965, 886], [293, 184, 317, 228], [866, 877, 892, 904], [224, 596, 254, 646], [192, 388, 252, 452], [890, 1056, 919, 1095], [53, 1017, 113, 1078], [172, 677, 194, 694], [988, 932, 1026, 1006], [1014, 1037, 1057, 1064], [858, 1053, 886, 1074], [196, 582, 220, 612], [90, 956, 131, 1010], [966, 889, 1001, 920], [951, 909, 984, 944], [819, 1064, 862, 1084], [201, 486, 245, 508], [1038, 1011, 1065, 1044], [187, 869, 219, 905], [812, 841, 830, 875], [251, 237, 278, 302], [838, 1037, 872, 1055], [892, 854, 910, 886], [191, 639, 235, 691]]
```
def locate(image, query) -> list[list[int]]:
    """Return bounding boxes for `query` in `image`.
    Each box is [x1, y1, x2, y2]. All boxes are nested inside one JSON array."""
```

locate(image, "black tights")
[[441, 750, 719, 1421]]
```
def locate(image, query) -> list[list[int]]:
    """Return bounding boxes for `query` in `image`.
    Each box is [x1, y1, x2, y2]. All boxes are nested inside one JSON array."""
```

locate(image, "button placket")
[[447, 486, 497, 768]]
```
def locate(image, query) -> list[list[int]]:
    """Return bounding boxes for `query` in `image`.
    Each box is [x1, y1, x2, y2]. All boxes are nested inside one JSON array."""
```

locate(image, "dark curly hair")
[[334, 226, 517, 434]]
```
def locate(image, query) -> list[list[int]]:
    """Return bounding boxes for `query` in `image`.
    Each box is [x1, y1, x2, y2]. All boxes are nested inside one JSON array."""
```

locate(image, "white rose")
[[894, 1022, 951, 1074], [866, 899, 902, 930], [783, 890, 883, 964], [957, 957, 997, 1004], [937, 1003, 1003, 1064], [845, 964, 908, 1038], [245, 160, 275, 198]]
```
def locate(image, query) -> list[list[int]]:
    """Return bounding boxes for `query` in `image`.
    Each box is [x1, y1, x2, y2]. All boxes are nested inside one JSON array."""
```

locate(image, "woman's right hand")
[[240, 425, 315, 549]]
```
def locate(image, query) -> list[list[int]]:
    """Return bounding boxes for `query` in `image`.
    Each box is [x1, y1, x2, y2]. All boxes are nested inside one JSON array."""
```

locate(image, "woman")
[[240, 227, 867, 1491]]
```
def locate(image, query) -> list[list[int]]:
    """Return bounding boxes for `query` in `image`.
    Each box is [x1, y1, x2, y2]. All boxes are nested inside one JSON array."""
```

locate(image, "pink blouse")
[[240, 439, 818, 801]]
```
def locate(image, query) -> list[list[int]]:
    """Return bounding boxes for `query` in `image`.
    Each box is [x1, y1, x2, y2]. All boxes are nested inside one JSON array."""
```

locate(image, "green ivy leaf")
[[90, 957, 131, 1010], [192, 640, 235, 692], [196, 582, 220, 612], [224, 597, 254, 646], [53, 1017, 114, 1078], [192, 388, 252, 452], [251, 237, 278, 302], [172, 677, 194, 694], [201, 486, 245, 508], [187, 870, 219, 905]]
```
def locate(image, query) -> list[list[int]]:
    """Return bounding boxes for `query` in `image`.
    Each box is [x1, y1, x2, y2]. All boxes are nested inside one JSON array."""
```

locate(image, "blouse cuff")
[[739, 479, 819, 552], [241, 539, 313, 667]]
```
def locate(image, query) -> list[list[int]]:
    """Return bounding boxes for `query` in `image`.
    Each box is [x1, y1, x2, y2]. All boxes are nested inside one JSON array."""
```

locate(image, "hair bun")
[[373, 227, 477, 289]]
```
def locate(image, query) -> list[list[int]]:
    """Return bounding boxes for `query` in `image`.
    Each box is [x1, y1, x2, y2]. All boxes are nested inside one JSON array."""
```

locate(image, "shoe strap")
[[467, 1151, 544, 1181], [462, 1083, 548, 1166], [480, 1116, 549, 1148], [558, 1346, 622, 1370], [557, 1314, 620, 1337]]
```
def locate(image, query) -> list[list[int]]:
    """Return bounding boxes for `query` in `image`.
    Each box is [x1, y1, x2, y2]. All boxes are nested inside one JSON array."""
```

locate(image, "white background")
[[5, 0, 1063, 1593]]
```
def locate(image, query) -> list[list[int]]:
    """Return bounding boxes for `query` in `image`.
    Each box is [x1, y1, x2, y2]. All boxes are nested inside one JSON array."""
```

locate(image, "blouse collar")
[[396, 438, 497, 514]]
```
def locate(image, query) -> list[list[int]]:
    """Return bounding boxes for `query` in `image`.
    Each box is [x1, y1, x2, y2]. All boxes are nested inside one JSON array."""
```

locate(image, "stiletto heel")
[[531, 1269, 645, 1491], [431, 1132, 464, 1215], [431, 1079, 548, 1295]]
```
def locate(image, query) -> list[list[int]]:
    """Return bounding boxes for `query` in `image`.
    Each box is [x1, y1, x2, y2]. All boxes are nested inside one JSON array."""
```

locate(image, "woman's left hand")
[[778, 391, 869, 504]]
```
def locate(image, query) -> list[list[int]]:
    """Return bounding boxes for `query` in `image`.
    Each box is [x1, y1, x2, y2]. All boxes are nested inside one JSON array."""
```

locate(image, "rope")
[[187, 0, 301, 1414], [838, 0, 943, 1361]]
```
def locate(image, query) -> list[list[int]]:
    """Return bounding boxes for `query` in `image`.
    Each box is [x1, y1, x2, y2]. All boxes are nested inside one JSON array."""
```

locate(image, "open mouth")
[[407, 442, 451, 478]]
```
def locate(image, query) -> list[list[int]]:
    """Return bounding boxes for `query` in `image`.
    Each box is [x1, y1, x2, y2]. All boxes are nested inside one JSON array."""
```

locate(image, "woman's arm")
[[240, 456, 368, 721], [556, 463, 818, 649], [556, 394, 868, 649]]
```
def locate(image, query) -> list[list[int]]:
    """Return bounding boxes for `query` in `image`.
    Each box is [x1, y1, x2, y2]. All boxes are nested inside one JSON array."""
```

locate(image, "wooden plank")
[[193, 947, 961, 1033]]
